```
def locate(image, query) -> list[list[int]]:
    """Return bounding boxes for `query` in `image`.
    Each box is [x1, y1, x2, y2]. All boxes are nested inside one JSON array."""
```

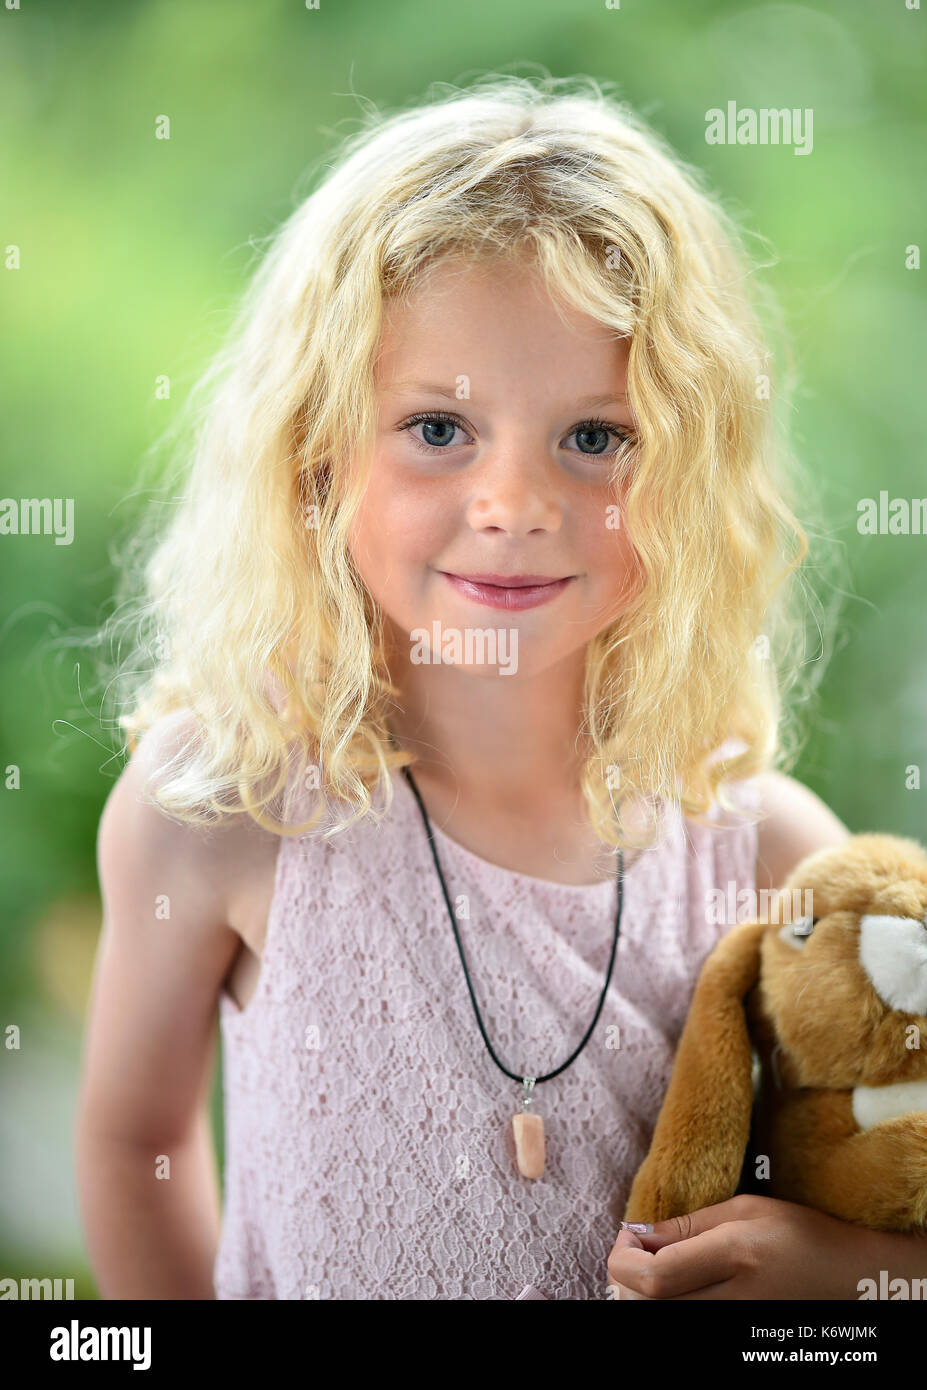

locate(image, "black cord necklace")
[[401, 762, 625, 1179]]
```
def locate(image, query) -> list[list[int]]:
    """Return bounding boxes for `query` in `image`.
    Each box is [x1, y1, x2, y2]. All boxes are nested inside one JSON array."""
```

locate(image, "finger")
[[607, 1249, 653, 1303], [656, 1278, 749, 1301], [606, 1228, 645, 1268], [613, 1275, 739, 1302], [608, 1280, 653, 1301], [620, 1197, 766, 1250], [609, 1222, 746, 1299], [607, 1230, 659, 1292], [612, 1228, 644, 1250]]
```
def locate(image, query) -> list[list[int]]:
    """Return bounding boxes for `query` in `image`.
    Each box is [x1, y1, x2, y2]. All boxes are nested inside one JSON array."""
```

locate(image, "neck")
[[384, 627, 591, 808]]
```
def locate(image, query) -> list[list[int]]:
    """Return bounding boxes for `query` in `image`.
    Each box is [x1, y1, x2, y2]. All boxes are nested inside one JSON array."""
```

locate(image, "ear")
[[623, 920, 767, 1223]]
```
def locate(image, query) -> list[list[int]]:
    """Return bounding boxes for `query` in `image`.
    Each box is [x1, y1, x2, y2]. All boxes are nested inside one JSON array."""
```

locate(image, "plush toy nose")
[[859, 913, 927, 1015]]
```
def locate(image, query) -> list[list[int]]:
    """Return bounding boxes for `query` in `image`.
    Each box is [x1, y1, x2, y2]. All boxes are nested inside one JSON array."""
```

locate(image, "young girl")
[[77, 73, 911, 1302]]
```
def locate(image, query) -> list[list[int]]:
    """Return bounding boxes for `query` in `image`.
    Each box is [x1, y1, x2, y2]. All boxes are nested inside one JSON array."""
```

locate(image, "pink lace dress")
[[213, 761, 760, 1300]]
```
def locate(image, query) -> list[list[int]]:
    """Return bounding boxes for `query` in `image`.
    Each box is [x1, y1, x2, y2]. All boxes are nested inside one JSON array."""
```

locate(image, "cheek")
[[577, 493, 637, 590], [348, 460, 448, 589]]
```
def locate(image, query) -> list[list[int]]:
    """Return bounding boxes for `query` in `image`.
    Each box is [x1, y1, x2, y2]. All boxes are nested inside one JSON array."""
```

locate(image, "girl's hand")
[[606, 1194, 901, 1300]]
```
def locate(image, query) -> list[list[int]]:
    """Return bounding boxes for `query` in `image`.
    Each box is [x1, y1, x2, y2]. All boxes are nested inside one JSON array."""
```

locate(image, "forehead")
[[375, 256, 629, 394]]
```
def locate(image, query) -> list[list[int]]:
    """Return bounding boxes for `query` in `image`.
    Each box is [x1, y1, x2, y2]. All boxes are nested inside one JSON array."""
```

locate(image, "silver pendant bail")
[[520, 1076, 537, 1112]]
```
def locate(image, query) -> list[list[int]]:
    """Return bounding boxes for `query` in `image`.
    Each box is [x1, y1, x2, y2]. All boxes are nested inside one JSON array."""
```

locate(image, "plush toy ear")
[[623, 919, 767, 1224]]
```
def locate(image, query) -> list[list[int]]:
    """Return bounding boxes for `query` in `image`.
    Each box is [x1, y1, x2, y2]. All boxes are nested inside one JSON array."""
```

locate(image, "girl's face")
[[347, 255, 641, 681]]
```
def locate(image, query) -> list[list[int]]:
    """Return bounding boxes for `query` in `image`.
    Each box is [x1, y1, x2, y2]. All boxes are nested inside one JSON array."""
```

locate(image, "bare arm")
[[753, 770, 852, 892], [74, 716, 244, 1299]]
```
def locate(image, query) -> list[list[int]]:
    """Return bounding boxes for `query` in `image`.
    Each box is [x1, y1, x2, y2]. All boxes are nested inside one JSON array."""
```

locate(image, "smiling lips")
[[439, 570, 575, 611]]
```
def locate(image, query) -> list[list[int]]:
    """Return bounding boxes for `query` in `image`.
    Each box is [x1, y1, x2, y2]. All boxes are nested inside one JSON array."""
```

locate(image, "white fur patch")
[[778, 921, 807, 951], [852, 1080, 927, 1130], [858, 913, 927, 1014], [750, 1047, 761, 1098]]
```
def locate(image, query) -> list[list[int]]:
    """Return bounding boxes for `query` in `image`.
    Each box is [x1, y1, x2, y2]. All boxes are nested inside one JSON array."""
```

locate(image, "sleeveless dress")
[[213, 755, 761, 1301]]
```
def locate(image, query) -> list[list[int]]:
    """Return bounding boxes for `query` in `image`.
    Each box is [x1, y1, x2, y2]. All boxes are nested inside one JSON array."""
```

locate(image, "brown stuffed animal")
[[624, 833, 927, 1233]]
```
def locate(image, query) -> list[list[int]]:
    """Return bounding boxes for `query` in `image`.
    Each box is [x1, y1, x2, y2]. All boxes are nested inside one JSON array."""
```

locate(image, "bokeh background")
[[1, 0, 924, 1296]]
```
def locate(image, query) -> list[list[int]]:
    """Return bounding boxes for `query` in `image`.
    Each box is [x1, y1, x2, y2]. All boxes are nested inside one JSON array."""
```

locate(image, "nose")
[[465, 451, 563, 536]]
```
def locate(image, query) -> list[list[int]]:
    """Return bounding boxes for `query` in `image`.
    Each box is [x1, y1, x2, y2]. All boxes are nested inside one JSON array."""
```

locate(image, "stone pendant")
[[512, 1111, 545, 1178], [512, 1077, 545, 1178]]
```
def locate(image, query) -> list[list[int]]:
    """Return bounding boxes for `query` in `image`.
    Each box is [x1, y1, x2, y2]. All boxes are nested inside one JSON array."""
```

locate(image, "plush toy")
[[624, 833, 927, 1233]]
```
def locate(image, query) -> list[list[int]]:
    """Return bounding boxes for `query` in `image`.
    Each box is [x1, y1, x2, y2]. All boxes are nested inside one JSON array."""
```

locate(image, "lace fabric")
[[213, 754, 760, 1300]]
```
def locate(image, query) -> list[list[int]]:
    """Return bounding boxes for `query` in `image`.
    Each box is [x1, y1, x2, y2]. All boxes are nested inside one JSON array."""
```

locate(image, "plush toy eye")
[[792, 915, 820, 938]]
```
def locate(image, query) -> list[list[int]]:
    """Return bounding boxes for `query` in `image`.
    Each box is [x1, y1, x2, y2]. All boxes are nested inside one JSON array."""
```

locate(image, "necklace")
[[400, 763, 625, 1179]]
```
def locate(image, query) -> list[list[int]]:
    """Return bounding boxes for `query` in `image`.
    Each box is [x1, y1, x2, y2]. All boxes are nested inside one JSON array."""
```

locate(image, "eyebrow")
[[386, 381, 628, 406]]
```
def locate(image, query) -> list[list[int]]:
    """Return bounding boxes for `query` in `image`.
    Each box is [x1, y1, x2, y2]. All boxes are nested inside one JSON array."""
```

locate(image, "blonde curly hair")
[[94, 72, 842, 847]]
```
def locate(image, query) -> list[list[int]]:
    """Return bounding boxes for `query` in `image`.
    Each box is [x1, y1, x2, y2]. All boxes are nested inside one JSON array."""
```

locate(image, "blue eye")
[[401, 413, 470, 453], [567, 418, 633, 456], [418, 417, 465, 449], [398, 411, 634, 458]]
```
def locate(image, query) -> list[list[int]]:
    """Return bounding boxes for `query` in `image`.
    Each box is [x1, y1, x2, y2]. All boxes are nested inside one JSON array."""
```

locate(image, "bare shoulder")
[[751, 770, 852, 892], [100, 710, 281, 951], [81, 710, 282, 1151]]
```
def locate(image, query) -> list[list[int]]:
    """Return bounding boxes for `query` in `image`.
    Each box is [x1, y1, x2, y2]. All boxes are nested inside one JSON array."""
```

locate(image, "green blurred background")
[[0, 0, 923, 1297]]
